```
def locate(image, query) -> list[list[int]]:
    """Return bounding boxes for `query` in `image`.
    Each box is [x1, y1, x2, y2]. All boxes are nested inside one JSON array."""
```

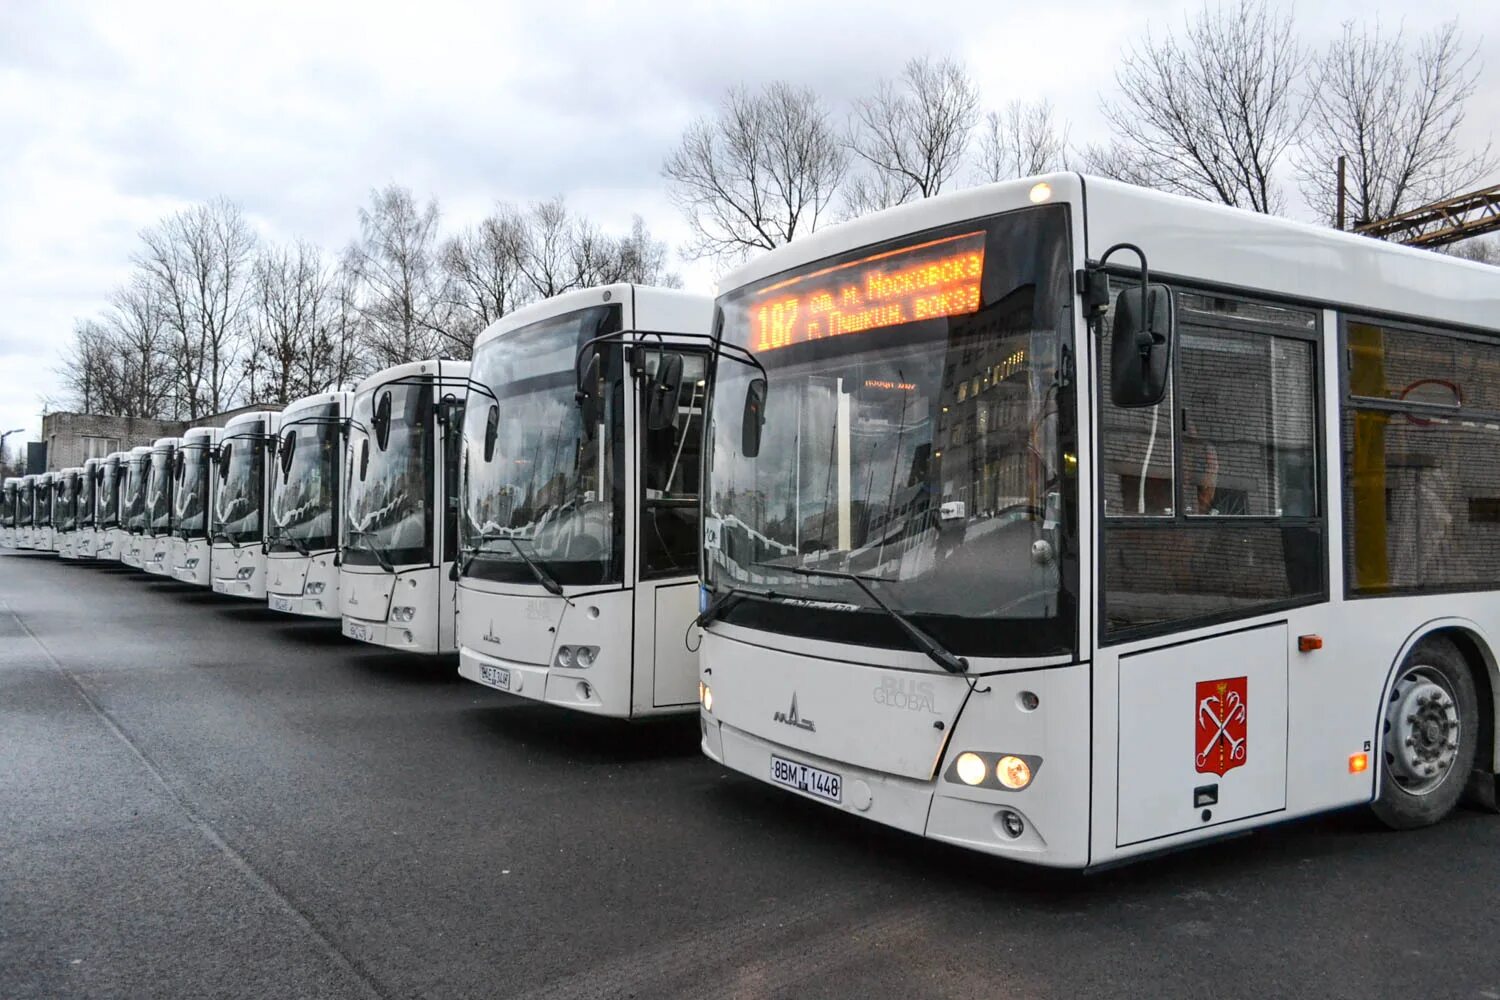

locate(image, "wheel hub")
[[1385, 669, 1460, 795]]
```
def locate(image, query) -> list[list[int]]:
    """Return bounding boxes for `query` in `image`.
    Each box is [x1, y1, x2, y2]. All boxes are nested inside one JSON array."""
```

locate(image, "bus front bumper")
[[457, 644, 612, 714]]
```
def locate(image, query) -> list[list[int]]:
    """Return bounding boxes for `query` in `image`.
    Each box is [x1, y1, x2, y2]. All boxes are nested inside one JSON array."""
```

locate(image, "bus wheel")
[[1373, 638, 1478, 830]]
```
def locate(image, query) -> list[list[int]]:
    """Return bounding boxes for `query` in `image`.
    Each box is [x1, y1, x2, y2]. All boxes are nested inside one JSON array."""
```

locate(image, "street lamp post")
[[0, 428, 25, 474]]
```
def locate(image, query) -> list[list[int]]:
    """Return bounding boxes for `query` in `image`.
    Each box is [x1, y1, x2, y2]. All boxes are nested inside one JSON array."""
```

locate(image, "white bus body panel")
[[267, 551, 340, 618], [211, 542, 267, 599], [169, 536, 213, 586], [340, 564, 453, 653]]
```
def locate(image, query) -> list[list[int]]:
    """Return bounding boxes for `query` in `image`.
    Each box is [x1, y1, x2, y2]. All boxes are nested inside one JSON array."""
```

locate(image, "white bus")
[[120, 446, 153, 567], [97, 452, 128, 561], [74, 458, 100, 559], [341, 360, 468, 653], [696, 173, 1500, 868], [32, 471, 55, 553], [212, 411, 281, 598], [267, 391, 351, 618], [142, 437, 179, 575], [455, 285, 713, 718], [1, 477, 18, 548], [55, 467, 83, 558], [169, 427, 219, 586], [15, 474, 36, 549]]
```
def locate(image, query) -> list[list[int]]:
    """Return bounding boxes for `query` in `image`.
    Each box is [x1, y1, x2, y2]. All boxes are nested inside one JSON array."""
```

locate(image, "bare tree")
[[57, 319, 122, 415], [440, 205, 529, 350], [1297, 19, 1495, 228], [244, 240, 353, 405], [1439, 238, 1500, 265], [136, 197, 258, 418], [344, 185, 445, 367], [843, 56, 980, 217], [1090, 0, 1304, 213], [615, 216, 682, 288], [663, 82, 847, 264], [107, 276, 177, 419], [975, 100, 1070, 183]]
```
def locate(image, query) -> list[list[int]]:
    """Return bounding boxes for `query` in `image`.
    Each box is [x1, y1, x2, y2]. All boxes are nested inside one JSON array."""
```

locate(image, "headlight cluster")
[[236, 566, 255, 580], [185, 557, 199, 568], [554, 645, 598, 669], [304, 581, 325, 595], [945, 751, 1040, 791], [390, 606, 416, 622], [699, 681, 713, 713]]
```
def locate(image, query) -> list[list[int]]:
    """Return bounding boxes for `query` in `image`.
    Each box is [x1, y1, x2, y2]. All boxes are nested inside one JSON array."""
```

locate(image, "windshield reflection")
[[100, 461, 121, 528], [345, 383, 432, 567], [460, 305, 622, 586], [217, 424, 267, 545], [174, 440, 212, 539], [272, 404, 341, 552], [147, 448, 175, 536]]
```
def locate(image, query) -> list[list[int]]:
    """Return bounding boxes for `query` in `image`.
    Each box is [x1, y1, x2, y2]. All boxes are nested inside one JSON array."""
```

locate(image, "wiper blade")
[[780, 565, 969, 674], [273, 530, 310, 557], [459, 533, 568, 602], [694, 587, 750, 629], [347, 528, 393, 572]]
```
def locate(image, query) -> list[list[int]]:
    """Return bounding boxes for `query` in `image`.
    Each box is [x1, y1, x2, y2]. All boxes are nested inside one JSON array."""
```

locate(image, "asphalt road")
[[4, 551, 1500, 999]]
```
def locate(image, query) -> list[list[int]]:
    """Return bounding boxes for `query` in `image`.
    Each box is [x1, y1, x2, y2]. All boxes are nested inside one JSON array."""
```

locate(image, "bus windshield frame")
[[271, 405, 342, 554], [216, 424, 268, 546], [345, 381, 435, 569], [174, 439, 213, 540], [703, 204, 1079, 660], [147, 448, 175, 537]]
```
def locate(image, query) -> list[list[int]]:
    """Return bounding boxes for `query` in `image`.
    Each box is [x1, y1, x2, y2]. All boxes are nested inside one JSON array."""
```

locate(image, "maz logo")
[[772, 694, 816, 733], [482, 620, 501, 645]]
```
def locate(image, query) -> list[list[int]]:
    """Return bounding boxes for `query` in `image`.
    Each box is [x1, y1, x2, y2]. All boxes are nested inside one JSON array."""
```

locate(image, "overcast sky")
[[2, 0, 1495, 451]]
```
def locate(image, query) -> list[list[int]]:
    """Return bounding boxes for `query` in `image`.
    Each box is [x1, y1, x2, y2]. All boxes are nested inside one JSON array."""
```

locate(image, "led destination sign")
[[749, 231, 986, 353]]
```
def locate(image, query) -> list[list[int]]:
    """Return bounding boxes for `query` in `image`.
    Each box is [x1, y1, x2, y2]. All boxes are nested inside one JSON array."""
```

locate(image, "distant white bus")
[[15, 474, 37, 549], [120, 446, 153, 568], [1, 477, 18, 548], [697, 173, 1500, 868], [74, 458, 101, 559], [32, 471, 55, 553], [341, 360, 468, 653], [267, 391, 351, 618], [169, 427, 220, 586], [211, 411, 281, 598], [455, 285, 713, 718], [142, 438, 179, 575], [97, 452, 128, 562], [55, 467, 83, 558]]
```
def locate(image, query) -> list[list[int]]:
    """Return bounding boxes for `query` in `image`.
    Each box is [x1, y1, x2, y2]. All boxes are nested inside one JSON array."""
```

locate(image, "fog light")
[[305, 581, 325, 595], [1000, 809, 1025, 839], [996, 755, 1033, 790], [402, 630, 413, 643], [391, 606, 415, 623], [955, 752, 987, 786], [312, 600, 323, 612], [555, 645, 575, 668]]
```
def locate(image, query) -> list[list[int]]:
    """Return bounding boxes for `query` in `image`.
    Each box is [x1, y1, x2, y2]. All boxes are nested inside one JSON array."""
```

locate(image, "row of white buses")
[[6, 174, 1500, 868]]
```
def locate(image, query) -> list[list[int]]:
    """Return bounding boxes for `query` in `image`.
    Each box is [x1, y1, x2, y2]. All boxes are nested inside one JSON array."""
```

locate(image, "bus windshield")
[[124, 460, 149, 532], [1, 485, 12, 528], [217, 425, 266, 545], [346, 382, 433, 567], [460, 305, 623, 587], [35, 479, 52, 528], [705, 205, 1077, 658], [271, 405, 341, 553], [147, 449, 174, 535], [174, 441, 212, 539], [100, 461, 121, 528], [56, 475, 77, 532], [80, 468, 95, 529], [18, 481, 34, 527]]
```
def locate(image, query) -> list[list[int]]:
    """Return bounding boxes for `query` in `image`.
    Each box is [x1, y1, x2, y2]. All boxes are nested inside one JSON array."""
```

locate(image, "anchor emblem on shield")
[[1196, 677, 1248, 776]]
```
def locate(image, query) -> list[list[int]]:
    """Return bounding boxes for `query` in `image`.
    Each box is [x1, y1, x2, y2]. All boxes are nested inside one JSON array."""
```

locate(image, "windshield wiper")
[[273, 529, 310, 557], [694, 586, 753, 629], [459, 534, 567, 601], [347, 528, 394, 572], [773, 564, 969, 674]]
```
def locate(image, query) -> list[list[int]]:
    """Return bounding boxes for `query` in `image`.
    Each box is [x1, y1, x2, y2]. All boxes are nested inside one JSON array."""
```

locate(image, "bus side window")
[[641, 353, 706, 579]]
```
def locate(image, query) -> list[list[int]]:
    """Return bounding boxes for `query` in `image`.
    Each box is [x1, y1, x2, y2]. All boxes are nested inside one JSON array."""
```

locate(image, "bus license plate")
[[212, 579, 228, 593], [480, 664, 510, 690], [270, 596, 293, 612], [345, 621, 371, 642], [770, 755, 842, 804]]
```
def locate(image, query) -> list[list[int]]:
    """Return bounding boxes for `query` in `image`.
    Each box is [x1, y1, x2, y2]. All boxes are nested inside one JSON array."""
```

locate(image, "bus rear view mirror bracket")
[[373, 391, 392, 450], [742, 378, 767, 458], [576, 350, 602, 439], [1089, 243, 1175, 409]]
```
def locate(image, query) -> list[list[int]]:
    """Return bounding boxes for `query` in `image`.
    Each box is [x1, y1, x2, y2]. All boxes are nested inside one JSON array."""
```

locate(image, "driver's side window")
[[641, 352, 707, 579]]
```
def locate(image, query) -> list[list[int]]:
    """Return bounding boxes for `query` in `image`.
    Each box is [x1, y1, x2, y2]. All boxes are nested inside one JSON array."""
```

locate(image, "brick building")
[[38, 404, 276, 472]]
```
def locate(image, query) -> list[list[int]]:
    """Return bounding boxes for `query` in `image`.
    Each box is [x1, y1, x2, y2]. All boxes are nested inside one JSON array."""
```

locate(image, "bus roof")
[[717, 172, 1500, 336], [353, 359, 469, 397], [473, 285, 712, 353], [281, 389, 352, 421]]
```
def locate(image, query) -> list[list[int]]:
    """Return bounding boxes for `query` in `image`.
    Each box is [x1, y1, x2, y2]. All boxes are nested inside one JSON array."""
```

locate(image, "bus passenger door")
[[634, 352, 708, 712]]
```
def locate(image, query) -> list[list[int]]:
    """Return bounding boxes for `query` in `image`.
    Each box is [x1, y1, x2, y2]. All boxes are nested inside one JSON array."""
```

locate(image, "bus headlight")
[[554, 645, 599, 669], [955, 752, 987, 786], [996, 755, 1033, 790], [391, 606, 416, 622], [236, 566, 254, 580], [305, 581, 325, 595]]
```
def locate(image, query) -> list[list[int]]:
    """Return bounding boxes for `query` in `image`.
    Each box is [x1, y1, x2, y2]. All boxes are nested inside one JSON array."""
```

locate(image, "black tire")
[[1372, 637, 1478, 830]]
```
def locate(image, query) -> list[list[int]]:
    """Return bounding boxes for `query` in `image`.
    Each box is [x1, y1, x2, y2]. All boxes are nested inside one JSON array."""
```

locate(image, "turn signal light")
[[1298, 634, 1323, 652], [1348, 752, 1368, 774]]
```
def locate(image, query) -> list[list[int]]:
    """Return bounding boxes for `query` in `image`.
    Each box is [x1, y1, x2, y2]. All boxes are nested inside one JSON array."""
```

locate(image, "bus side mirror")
[[741, 378, 767, 458], [1109, 283, 1174, 408], [279, 431, 297, 475], [358, 439, 370, 481], [646, 352, 684, 432], [218, 444, 232, 479], [483, 404, 499, 462], [576, 351, 602, 438], [373, 391, 392, 450]]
